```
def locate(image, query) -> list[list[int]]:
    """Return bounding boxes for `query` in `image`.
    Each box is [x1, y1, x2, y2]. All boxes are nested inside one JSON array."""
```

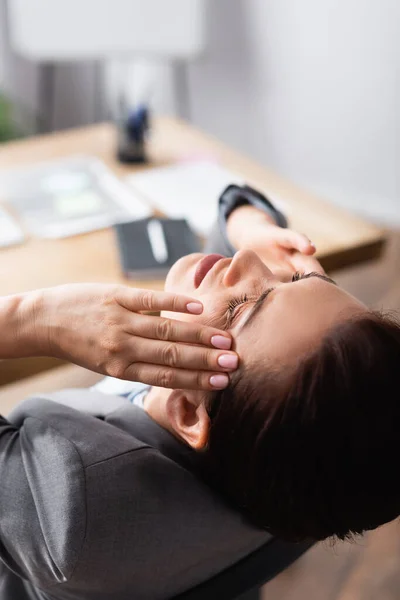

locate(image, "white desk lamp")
[[7, 0, 208, 138]]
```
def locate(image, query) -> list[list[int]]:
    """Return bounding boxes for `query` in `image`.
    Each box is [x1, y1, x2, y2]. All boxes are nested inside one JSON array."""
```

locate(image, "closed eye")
[[222, 271, 337, 332], [292, 271, 337, 286], [223, 293, 257, 329], [238, 271, 337, 331], [224, 288, 274, 330]]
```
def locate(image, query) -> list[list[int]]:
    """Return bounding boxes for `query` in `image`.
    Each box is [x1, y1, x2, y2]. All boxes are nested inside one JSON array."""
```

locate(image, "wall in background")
[[1, 0, 398, 224], [187, 0, 399, 224], [0, 0, 176, 132], [0, 0, 38, 123], [0, 0, 99, 132], [0, 0, 6, 85]]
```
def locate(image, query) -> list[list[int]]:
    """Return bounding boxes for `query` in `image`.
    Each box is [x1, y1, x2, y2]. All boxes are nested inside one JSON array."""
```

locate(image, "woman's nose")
[[223, 250, 274, 287]]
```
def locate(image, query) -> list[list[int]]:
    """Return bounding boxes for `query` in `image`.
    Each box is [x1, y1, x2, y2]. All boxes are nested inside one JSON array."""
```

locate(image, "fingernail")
[[303, 241, 316, 253], [218, 354, 238, 369], [210, 374, 230, 389], [211, 335, 232, 350], [186, 302, 203, 314]]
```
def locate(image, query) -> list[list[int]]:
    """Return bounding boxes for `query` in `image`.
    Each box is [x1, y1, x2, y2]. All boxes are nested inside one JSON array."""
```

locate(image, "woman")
[[102, 185, 400, 542], [0, 185, 399, 600]]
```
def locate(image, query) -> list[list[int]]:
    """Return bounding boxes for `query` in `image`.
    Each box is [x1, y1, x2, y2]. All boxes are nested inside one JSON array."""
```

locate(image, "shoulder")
[[3, 396, 149, 590]]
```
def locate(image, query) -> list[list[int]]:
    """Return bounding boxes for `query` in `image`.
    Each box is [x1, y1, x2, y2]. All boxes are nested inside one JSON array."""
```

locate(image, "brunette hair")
[[202, 311, 400, 542]]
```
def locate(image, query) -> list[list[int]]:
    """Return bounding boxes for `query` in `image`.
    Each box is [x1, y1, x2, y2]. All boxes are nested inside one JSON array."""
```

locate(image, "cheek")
[[201, 306, 228, 329]]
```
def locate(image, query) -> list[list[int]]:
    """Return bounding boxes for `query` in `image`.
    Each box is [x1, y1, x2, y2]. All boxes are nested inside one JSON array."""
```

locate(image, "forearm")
[[205, 205, 278, 256], [0, 290, 45, 359]]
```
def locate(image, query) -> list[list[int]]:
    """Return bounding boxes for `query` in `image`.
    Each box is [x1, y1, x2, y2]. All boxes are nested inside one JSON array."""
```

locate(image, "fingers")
[[116, 288, 205, 316], [275, 229, 316, 255], [128, 313, 232, 349], [127, 337, 238, 374], [123, 363, 231, 391], [290, 251, 326, 275]]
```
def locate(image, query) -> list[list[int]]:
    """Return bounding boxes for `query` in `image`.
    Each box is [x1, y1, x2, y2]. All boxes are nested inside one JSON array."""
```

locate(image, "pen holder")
[[116, 105, 150, 164]]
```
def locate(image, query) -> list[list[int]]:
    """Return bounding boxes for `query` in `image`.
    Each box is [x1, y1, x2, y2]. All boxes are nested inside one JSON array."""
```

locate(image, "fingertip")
[[298, 236, 316, 253], [217, 354, 239, 370], [302, 243, 316, 255], [186, 302, 203, 315], [209, 374, 230, 389], [211, 335, 232, 350]]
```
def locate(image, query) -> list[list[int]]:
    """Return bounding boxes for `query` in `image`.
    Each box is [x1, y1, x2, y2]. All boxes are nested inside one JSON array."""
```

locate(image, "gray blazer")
[[0, 187, 298, 600]]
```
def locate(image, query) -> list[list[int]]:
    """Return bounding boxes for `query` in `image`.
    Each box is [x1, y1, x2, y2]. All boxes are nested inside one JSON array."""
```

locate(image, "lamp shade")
[[8, 0, 207, 61]]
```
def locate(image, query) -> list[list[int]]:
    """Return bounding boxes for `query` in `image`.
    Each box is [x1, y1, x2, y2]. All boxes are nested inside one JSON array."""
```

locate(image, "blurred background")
[[0, 1, 399, 599], [1, 0, 398, 226]]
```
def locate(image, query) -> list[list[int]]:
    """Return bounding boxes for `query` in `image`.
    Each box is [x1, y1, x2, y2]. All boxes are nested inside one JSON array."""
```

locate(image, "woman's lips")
[[194, 254, 225, 288]]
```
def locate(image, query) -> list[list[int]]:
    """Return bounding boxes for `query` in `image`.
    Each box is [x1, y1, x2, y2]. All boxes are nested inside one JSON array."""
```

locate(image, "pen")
[[147, 219, 168, 264]]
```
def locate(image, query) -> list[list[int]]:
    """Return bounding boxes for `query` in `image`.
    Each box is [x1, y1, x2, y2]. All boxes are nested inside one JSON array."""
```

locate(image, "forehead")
[[234, 278, 366, 371]]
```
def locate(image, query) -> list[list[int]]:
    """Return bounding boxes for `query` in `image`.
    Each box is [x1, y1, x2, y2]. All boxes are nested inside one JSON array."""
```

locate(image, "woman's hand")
[[227, 204, 325, 276], [25, 284, 238, 391]]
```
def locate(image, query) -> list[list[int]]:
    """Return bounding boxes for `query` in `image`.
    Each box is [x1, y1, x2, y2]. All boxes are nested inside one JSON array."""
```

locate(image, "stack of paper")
[[0, 155, 151, 239], [126, 161, 245, 237], [0, 207, 25, 247]]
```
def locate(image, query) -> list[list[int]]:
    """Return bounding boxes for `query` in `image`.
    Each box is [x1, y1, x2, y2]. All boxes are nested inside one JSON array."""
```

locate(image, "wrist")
[[0, 290, 48, 359], [19, 289, 51, 357], [226, 205, 277, 249]]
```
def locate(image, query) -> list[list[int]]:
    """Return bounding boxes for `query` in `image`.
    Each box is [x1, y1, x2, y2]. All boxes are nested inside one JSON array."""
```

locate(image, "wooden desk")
[[0, 118, 386, 383]]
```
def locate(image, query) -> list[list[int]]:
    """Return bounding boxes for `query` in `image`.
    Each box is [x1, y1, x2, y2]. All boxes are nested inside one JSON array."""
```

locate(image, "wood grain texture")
[[0, 119, 386, 384], [0, 119, 385, 297]]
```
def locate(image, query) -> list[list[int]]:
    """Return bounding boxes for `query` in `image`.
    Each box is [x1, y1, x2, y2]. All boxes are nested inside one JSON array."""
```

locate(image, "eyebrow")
[[240, 271, 337, 332]]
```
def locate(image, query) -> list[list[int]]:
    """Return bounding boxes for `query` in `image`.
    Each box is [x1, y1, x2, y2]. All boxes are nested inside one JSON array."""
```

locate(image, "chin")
[[164, 253, 204, 293]]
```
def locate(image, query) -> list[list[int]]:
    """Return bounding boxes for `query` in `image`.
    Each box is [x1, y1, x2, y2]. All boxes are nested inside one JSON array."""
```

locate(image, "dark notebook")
[[114, 217, 201, 279]]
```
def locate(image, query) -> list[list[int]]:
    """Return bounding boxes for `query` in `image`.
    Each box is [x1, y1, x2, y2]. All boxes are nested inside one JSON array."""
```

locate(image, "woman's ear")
[[166, 389, 210, 450]]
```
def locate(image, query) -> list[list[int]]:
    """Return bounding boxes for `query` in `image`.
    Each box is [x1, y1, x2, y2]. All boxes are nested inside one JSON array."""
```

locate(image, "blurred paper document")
[[0, 155, 151, 238], [126, 161, 244, 236], [0, 207, 24, 247]]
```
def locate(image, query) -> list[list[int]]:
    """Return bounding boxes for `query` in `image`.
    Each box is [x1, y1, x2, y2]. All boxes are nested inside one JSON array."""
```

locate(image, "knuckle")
[[155, 318, 173, 341], [140, 290, 154, 312], [126, 363, 140, 381], [101, 329, 124, 355], [101, 308, 122, 328], [103, 285, 121, 306], [199, 349, 211, 369], [106, 361, 126, 380], [103, 317, 119, 331], [171, 295, 181, 312], [158, 369, 175, 389], [161, 343, 179, 367], [195, 326, 206, 344], [102, 337, 121, 355], [196, 371, 207, 390]]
